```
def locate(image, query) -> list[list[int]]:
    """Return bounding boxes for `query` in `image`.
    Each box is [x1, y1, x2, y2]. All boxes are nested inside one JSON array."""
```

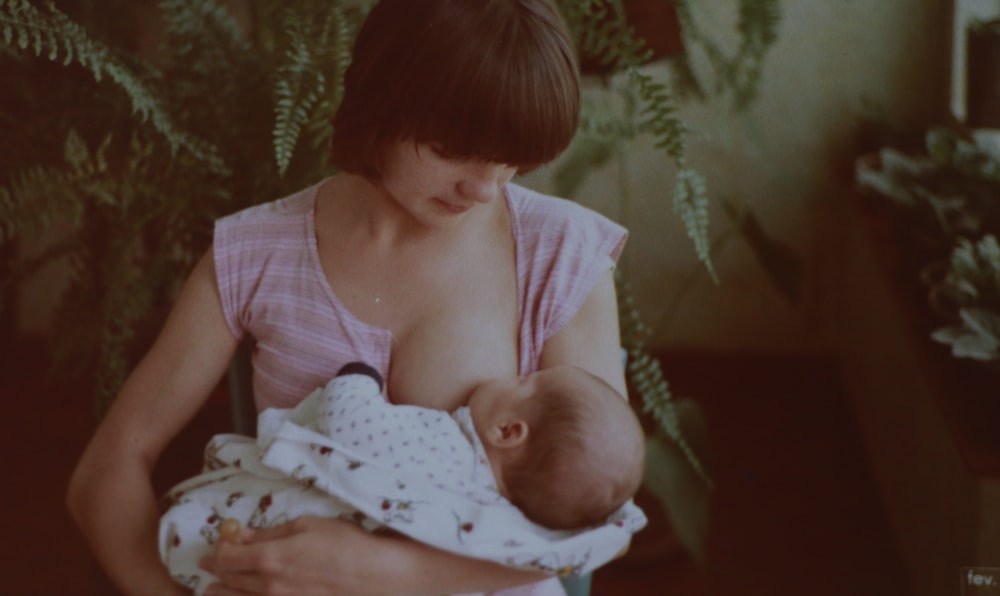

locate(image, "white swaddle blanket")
[[159, 369, 646, 595]]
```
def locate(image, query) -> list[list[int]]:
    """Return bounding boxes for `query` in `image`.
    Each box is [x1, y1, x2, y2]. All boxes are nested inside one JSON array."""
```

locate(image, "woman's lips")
[[436, 198, 472, 214]]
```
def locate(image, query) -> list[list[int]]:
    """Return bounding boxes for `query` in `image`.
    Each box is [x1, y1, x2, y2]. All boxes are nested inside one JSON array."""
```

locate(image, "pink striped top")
[[214, 180, 627, 412]]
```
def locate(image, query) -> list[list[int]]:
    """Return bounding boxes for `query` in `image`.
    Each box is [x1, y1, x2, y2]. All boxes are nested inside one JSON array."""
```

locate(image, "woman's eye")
[[425, 143, 514, 170], [428, 144, 461, 160]]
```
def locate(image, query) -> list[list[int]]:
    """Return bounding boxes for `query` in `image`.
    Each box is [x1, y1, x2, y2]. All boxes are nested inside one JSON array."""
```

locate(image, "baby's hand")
[[218, 518, 243, 544]]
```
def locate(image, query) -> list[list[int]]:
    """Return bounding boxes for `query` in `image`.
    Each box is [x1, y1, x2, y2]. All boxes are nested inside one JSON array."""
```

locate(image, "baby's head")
[[468, 366, 645, 530]]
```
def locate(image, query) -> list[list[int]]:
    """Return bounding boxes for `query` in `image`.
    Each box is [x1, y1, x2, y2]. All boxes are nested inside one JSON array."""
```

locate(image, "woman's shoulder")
[[506, 182, 627, 255], [506, 182, 599, 222], [212, 181, 325, 295], [219, 181, 323, 227]]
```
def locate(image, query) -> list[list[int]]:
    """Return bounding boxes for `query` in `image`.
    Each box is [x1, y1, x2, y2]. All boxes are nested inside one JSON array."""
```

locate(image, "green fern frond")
[[568, 0, 652, 72], [616, 271, 714, 488], [674, 167, 717, 282], [326, 2, 353, 115], [556, 0, 606, 54], [674, 0, 781, 111], [159, 0, 246, 49], [0, 0, 225, 170], [273, 6, 328, 176], [628, 64, 714, 277], [630, 69, 685, 161], [270, 1, 367, 179], [158, 0, 264, 163], [560, 0, 712, 275], [0, 158, 88, 243], [0, 129, 121, 248]]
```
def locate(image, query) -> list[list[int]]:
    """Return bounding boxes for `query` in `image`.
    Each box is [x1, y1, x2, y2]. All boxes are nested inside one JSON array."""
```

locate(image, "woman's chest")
[[377, 250, 520, 410], [251, 268, 519, 411], [386, 296, 519, 410], [319, 228, 521, 411]]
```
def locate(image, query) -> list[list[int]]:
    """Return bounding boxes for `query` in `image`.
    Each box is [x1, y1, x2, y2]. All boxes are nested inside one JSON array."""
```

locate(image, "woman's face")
[[376, 140, 517, 226]]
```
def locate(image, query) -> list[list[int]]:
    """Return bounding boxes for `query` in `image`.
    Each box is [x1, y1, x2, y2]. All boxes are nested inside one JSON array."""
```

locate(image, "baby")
[[160, 363, 647, 593], [465, 363, 646, 530]]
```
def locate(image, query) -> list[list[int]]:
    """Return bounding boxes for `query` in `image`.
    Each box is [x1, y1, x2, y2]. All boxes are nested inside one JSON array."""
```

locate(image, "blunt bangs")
[[331, 0, 580, 175]]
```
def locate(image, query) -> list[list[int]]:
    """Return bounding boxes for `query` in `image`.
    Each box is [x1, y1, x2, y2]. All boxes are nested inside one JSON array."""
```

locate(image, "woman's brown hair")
[[330, 0, 580, 177]]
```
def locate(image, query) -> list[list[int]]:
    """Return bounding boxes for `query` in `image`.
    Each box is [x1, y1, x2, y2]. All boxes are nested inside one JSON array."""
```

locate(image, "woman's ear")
[[485, 419, 529, 449]]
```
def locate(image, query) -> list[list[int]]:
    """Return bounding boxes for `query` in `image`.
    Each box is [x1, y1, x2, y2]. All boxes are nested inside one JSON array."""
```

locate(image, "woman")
[[67, 1, 630, 594]]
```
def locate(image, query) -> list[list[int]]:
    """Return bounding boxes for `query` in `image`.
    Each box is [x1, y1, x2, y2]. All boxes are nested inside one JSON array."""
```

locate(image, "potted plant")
[[856, 125, 1000, 375]]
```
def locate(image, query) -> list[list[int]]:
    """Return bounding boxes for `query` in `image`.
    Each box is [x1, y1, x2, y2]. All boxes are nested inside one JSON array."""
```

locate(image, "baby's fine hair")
[[504, 369, 645, 530], [330, 0, 580, 177]]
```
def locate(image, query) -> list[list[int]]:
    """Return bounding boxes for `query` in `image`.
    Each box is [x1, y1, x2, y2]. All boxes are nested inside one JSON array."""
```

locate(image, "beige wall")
[[524, 0, 955, 352]]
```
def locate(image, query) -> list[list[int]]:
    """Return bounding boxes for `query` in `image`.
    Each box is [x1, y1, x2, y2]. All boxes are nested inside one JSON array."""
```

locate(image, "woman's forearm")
[[205, 515, 551, 595], [67, 248, 238, 595], [372, 532, 550, 595], [67, 455, 185, 596]]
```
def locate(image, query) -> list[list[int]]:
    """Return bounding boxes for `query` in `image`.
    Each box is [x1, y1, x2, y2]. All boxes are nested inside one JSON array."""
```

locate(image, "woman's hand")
[[200, 515, 548, 596], [200, 517, 385, 596]]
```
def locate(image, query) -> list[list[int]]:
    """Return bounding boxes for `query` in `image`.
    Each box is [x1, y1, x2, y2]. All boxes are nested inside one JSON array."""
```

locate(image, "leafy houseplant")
[[928, 234, 1000, 365], [856, 126, 1000, 373], [1, 0, 783, 559]]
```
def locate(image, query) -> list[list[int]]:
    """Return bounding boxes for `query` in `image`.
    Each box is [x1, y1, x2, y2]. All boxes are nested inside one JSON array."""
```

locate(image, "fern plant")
[[672, 0, 782, 110], [0, 0, 225, 168], [555, 0, 784, 490], [616, 271, 713, 488], [1, 1, 780, 492], [560, 0, 715, 280], [0, 0, 366, 416], [558, 0, 783, 282]]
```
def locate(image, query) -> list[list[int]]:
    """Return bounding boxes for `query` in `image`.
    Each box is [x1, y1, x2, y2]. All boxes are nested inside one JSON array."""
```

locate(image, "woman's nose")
[[456, 164, 513, 203]]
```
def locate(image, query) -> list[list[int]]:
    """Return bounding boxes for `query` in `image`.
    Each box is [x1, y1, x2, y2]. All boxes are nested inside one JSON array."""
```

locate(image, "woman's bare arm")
[[66, 249, 239, 595], [540, 268, 628, 397], [539, 267, 635, 562]]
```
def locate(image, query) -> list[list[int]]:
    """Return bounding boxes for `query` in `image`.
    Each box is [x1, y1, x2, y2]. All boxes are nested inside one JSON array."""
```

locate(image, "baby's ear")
[[485, 419, 529, 449]]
